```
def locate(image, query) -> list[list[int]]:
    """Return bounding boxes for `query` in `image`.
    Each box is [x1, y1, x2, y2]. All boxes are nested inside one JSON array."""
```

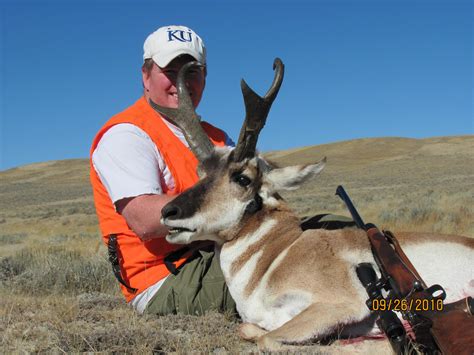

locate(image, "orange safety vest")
[[90, 96, 226, 302]]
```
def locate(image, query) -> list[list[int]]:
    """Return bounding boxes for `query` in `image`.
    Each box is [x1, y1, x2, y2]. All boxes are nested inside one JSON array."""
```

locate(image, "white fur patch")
[[227, 250, 263, 316], [342, 241, 474, 303], [403, 242, 474, 301]]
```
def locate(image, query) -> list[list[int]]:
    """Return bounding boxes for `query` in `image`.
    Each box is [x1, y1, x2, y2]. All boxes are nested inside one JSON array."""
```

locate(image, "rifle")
[[336, 185, 474, 354]]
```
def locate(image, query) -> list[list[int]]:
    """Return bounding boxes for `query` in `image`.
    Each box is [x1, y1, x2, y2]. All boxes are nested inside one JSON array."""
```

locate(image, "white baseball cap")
[[143, 25, 206, 68]]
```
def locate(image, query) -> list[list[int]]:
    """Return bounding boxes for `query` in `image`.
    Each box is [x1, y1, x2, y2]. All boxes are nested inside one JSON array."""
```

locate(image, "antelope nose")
[[162, 204, 182, 220]]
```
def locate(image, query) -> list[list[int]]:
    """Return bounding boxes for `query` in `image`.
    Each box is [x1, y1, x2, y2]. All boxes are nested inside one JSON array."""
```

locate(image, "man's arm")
[[92, 124, 176, 241], [116, 194, 175, 240]]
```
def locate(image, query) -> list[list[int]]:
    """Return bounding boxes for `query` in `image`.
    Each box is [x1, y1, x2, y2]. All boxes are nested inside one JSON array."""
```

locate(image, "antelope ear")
[[263, 158, 326, 192]]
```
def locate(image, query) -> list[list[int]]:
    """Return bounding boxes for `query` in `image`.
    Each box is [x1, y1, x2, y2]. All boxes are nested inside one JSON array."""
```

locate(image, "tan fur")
[[268, 227, 370, 298]]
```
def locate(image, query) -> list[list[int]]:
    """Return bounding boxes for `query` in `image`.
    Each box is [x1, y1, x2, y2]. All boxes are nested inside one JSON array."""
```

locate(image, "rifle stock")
[[421, 297, 474, 354], [366, 226, 420, 296]]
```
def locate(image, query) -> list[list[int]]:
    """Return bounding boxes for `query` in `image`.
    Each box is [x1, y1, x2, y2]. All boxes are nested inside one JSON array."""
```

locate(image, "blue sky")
[[1, 0, 472, 170]]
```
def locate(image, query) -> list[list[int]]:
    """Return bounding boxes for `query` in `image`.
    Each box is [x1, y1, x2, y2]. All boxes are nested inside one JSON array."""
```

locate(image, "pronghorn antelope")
[[152, 59, 474, 351]]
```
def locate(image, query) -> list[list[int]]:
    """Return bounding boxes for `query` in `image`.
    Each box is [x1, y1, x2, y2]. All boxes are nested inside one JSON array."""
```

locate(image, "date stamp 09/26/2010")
[[371, 298, 444, 312]]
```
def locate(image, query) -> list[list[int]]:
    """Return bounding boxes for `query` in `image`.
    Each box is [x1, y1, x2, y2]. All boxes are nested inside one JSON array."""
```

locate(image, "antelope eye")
[[232, 173, 252, 187]]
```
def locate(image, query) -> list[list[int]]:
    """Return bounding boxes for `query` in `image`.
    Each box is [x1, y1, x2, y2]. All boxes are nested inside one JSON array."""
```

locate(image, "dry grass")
[[1, 136, 473, 353], [1, 291, 247, 353]]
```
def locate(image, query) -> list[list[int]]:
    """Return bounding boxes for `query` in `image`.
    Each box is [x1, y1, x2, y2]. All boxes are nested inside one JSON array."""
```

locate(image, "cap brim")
[[152, 48, 204, 68]]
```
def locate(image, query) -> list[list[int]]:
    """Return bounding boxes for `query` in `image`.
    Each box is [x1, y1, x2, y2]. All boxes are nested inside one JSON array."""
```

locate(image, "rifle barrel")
[[335, 185, 366, 230]]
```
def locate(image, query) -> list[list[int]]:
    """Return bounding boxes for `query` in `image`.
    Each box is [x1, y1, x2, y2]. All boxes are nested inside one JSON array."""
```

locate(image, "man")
[[90, 25, 236, 315]]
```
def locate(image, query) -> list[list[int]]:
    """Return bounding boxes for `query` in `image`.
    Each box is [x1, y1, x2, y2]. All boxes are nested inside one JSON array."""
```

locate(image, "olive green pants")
[[144, 249, 237, 316], [144, 214, 354, 316]]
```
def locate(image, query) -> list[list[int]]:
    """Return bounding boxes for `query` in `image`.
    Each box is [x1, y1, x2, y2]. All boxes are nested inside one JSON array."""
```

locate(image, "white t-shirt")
[[92, 118, 233, 312], [92, 122, 184, 202]]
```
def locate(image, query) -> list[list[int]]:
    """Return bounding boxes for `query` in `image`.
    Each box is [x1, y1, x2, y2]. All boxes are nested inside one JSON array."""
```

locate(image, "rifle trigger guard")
[[425, 284, 446, 301]]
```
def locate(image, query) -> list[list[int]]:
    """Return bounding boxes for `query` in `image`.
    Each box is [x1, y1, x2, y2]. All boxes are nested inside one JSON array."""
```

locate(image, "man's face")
[[142, 55, 206, 109]]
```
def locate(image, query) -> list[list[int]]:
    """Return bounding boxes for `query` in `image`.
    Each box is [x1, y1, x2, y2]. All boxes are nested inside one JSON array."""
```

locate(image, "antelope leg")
[[257, 302, 359, 351], [238, 323, 268, 341]]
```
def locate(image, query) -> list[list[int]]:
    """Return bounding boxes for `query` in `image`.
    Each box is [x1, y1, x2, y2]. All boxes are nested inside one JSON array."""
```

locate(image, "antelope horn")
[[149, 61, 214, 162], [233, 58, 284, 162]]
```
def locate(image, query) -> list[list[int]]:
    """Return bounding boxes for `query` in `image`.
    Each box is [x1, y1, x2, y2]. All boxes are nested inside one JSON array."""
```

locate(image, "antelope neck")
[[220, 205, 303, 298]]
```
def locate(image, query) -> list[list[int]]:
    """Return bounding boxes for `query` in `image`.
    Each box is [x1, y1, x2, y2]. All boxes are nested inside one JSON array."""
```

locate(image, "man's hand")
[[116, 194, 175, 241]]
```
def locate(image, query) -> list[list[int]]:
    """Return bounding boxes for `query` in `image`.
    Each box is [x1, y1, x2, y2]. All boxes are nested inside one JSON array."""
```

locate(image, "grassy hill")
[[1, 135, 473, 352], [268, 135, 474, 235]]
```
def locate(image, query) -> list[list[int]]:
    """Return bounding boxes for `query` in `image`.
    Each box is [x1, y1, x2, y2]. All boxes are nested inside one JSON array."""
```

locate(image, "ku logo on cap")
[[167, 29, 193, 42]]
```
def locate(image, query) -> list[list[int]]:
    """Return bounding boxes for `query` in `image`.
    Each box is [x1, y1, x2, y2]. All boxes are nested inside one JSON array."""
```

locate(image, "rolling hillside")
[[2, 135, 472, 241]]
